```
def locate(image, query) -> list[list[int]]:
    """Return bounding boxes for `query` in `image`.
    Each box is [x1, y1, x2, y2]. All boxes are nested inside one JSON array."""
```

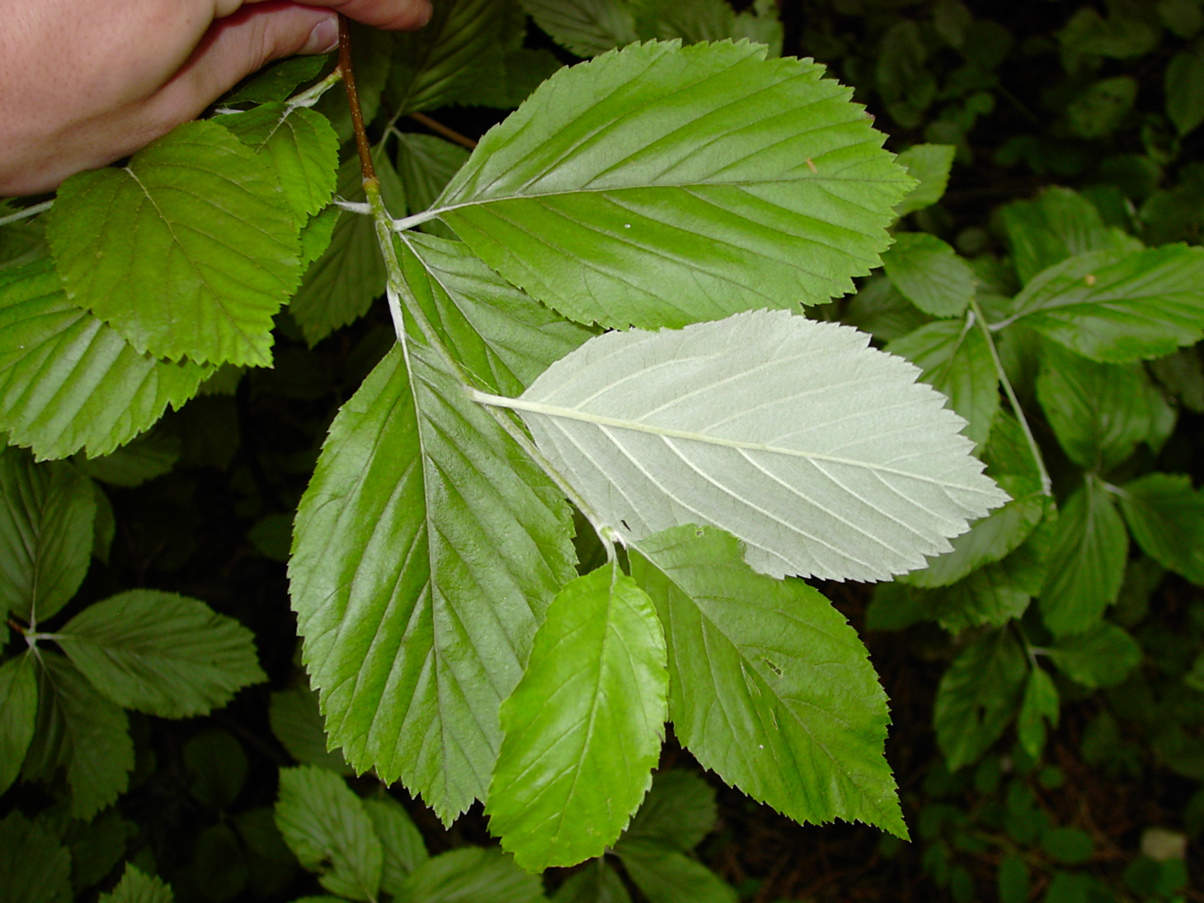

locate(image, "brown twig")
[[337, 15, 377, 185], [408, 111, 479, 150]]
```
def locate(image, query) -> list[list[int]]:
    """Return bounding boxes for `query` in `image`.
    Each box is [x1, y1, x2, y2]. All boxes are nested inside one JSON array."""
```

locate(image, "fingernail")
[[303, 16, 339, 55]]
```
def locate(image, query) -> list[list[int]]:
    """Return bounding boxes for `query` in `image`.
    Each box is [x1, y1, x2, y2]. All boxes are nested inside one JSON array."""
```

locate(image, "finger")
[[238, 0, 433, 31]]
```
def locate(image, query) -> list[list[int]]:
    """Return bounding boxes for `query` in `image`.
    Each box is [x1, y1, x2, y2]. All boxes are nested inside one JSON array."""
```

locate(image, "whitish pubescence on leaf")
[[500, 310, 1008, 583], [430, 40, 915, 330]]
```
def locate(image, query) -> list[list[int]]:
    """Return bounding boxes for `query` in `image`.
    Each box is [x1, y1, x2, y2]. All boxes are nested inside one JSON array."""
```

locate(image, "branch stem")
[[338, 15, 376, 184], [408, 112, 479, 150]]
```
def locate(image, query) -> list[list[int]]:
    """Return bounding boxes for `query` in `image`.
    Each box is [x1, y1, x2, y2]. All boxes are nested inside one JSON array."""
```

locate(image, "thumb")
[[153, 3, 339, 126]]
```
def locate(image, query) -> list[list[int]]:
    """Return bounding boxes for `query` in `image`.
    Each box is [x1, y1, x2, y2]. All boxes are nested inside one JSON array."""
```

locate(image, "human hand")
[[0, 0, 431, 196]]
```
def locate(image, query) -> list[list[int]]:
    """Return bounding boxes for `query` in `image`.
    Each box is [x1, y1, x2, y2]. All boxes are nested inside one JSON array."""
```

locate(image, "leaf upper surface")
[[510, 310, 1006, 582], [431, 41, 914, 329], [0, 653, 37, 796], [56, 590, 267, 718], [289, 343, 576, 822], [47, 120, 302, 367], [1007, 245, 1204, 362], [487, 566, 668, 870], [0, 260, 210, 459], [630, 526, 907, 838]]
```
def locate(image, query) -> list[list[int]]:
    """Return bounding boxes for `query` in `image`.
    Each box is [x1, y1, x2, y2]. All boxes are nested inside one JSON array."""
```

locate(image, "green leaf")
[[553, 861, 632, 903], [523, 0, 639, 57], [504, 310, 1005, 582], [886, 316, 999, 448], [0, 260, 210, 459], [47, 120, 302, 367], [97, 864, 174, 903], [217, 105, 340, 225], [633, 0, 783, 53], [894, 144, 956, 216], [0, 446, 95, 623], [1115, 473, 1204, 585], [1047, 623, 1142, 688], [0, 653, 37, 794], [66, 809, 137, 894], [429, 41, 913, 329], [1040, 476, 1127, 637], [183, 729, 248, 810], [55, 590, 266, 718], [0, 810, 71, 903], [617, 846, 737, 903], [390, 0, 518, 114], [1007, 245, 1204, 363], [900, 412, 1045, 589], [934, 629, 1027, 771], [289, 343, 576, 822], [275, 766, 383, 902], [630, 526, 906, 838], [223, 55, 328, 105], [24, 653, 133, 821], [396, 233, 593, 396], [619, 769, 718, 853], [1036, 342, 1166, 471], [288, 154, 391, 346], [881, 233, 975, 318], [487, 564, 668, 870], [364, 796, 428, 893], [394, 847, 547, 903], [1167, 48, 1204, 137], [1000, 188, 1116, 287], [1067, 76, 1137, 139], [1042, 827, 1094, 864], [269, 685, 352, 774], [1016, 667, 1059, 760], [75, 423, 180, 488], [394, 134, 471, 233]]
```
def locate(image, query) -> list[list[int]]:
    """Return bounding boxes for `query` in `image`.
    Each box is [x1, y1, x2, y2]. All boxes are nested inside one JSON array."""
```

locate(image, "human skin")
[[0, 0, 431, 196]]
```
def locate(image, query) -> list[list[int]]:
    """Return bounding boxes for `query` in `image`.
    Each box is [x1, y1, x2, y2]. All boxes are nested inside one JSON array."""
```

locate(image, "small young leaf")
[[934, 629, 1027, 771], [1116, 473, 1204, 585], [1166, 48, 1204, 137], [881, 233, 975, 318], [1036, 342, 1167, 471], [887, 316, 999, 448], [275, 766, 383, 902], [269, 685, 352, 774], [1000, 188, 1115, 286], [0, 446, 95, 623], [553, 860, 632, 903], [1007, 245, 1204, 363], [619, 769, 718, 854], [23, 654, 133, 821], [505, 310, 1006, 582], [289, 343, 576, 822], [487, 565, 668, 870], [0, 809, 72, 903], [630, 526, 907, 838], [1046, 623, 1142, 688], [0, 653, 37, 795], [56, 590, 266, 718], [0, 260, 210, 459], [1016, 667, 1059, 760], [522, 0, 639, 57], [1040, 477, 1127, 637], [363, 796, 428, 893], [97, 863, 174, 903], [48, 120, 302, 367], [431, 41, 913, 329], [393, 847, 547, 903], [617, 846, 737, 903], [217, 104, 340, 225], [894, 144, 956, 216]]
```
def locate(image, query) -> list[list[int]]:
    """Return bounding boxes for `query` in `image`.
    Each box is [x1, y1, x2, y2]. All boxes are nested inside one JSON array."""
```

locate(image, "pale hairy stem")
[[969, 296, 1052, 495]]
